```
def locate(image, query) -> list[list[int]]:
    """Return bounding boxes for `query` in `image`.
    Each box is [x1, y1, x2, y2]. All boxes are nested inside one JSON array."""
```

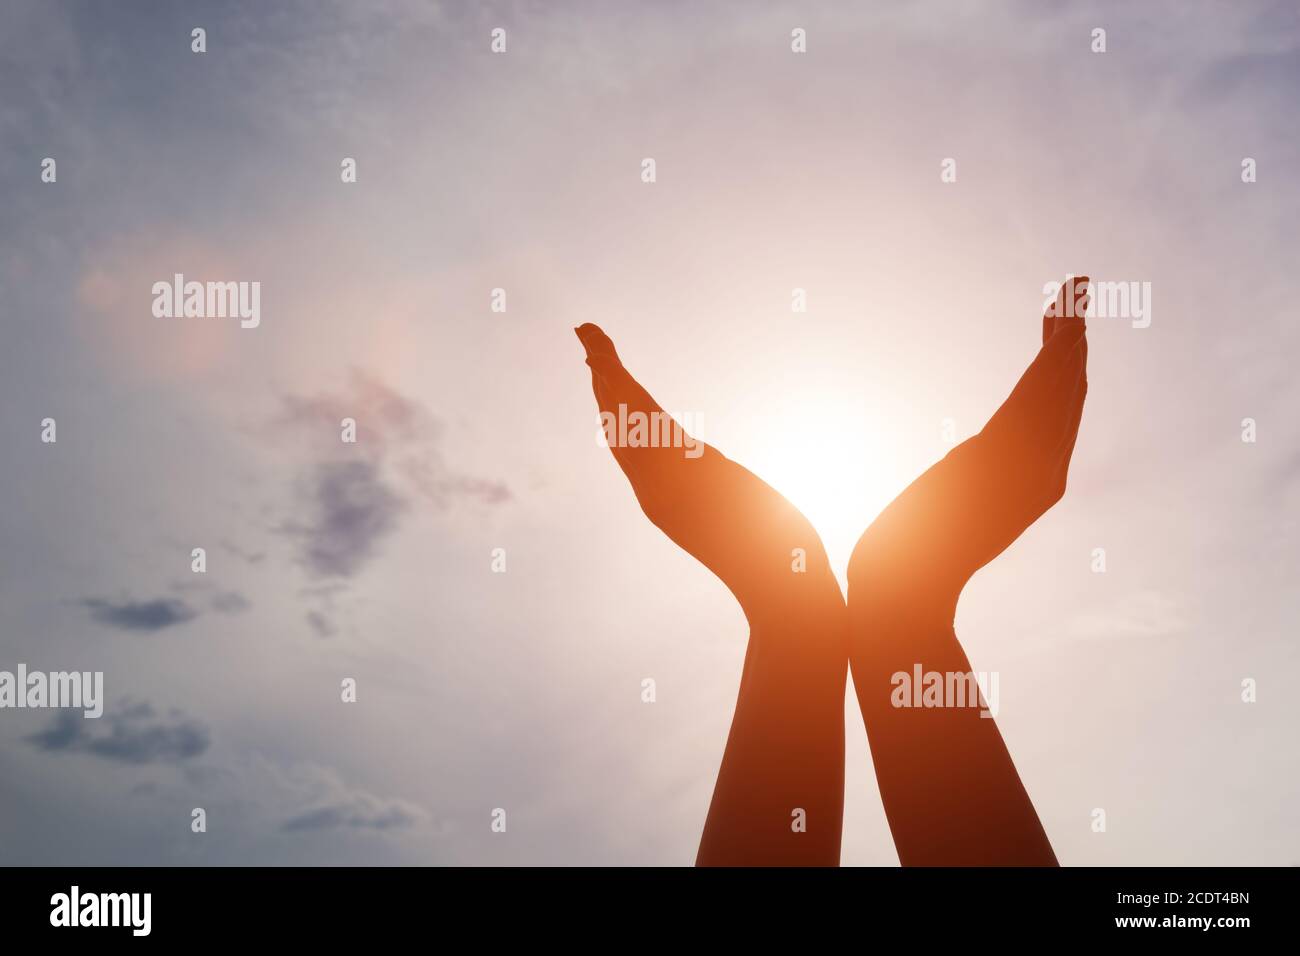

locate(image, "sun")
[[729, 388, 914, 583]]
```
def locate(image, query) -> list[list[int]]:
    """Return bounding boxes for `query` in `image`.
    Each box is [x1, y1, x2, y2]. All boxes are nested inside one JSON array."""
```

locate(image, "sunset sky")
[[1, 0, 1297, 865]]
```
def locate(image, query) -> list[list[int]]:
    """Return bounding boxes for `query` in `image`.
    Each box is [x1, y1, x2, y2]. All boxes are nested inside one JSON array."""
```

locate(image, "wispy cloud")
[[281, 459, 406, 579], [210, 591, 251, 614], [271, 371, 508, 582], [281, 793, 424, 833], [179, 754, 431, 835], [304, 609, 338, 638]]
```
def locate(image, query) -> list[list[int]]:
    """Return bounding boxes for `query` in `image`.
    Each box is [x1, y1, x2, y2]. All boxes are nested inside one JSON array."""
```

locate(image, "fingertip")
[[575, 323, 619, 360], [1047, 275, 1090, 338]]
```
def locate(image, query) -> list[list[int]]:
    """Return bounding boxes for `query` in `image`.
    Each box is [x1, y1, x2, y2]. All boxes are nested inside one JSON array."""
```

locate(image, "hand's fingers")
[[1044, 275, 1089, 344], [585, 354, 662, 417], [576, 328, 645, 487], [576, 324, 666, 416], [577, 326, 709, 465], [576, 326, 612, 409], [575, 322, 622, 363], [578, 326, 663, 425], [575, 325, 712, 509], [576, 326, 655, 423], [998, 319, 1086, 425], [1018, 334, 1086, 521], [988, 343, 1085, 544], [1041, 335, 1086, 450], [1018, 275, 1089, 415], [981, 319, 1086, 488], [1050, 337, 1087, 463], [1055, 372, 1086, 464], [575, 323, 617, 400], [1027, 368, 1086, 521]]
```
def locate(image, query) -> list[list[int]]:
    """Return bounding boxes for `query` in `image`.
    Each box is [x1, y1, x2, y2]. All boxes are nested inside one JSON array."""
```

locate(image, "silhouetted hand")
[[849, 276, 1089, 613], [576, 323, 840, 622], [845, 276, 1088, 866]]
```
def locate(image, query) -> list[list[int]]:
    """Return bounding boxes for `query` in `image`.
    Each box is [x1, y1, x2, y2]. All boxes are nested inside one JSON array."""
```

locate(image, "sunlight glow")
[[732, 388, 914, 584]]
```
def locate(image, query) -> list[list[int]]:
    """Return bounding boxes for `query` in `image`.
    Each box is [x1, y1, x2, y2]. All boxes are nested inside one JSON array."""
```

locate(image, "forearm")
[[697, 586, 848, 867], [848, 588, 1056, 866]]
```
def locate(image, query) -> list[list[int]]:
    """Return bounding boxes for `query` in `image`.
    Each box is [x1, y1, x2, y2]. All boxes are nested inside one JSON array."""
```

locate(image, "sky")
[[1, 0, 1297, 865]]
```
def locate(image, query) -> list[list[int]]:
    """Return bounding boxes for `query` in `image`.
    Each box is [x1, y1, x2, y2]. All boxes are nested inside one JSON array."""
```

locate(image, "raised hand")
[[576, 323, 841, 618], [576, 323, 848, 866], [845, 276, 1089, 866], [850, 277, 1089, 609]]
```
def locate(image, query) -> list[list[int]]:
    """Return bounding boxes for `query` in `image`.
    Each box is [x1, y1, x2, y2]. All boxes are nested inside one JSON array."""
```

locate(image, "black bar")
[[0, 866, 1287, 942]]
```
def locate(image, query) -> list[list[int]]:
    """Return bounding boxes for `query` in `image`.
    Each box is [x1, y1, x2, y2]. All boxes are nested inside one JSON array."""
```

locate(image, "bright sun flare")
[[734, 394, 914, 579]]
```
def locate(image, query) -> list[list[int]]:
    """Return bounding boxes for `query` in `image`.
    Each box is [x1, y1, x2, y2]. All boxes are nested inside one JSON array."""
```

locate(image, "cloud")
[[80, 597, 198, 632], [281, 793, 424, 833], [210, 591, 251, 614], [27, 701, 211, 764], [182, 754, 430, 835], [304, 610, 338, 638], [275, 370, 510, 508], [282, 460, 406, 579], [219, 540, 267, 565], [271, 371, 509, 582], [136, 754, 431, 843], [242, 758, 429, 835]]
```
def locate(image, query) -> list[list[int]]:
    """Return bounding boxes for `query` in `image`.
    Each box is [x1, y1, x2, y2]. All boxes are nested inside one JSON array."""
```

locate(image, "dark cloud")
[[270, 373, 509, 586], [282, 460, 406, 579], [27, 701, 211, 764], [80, 597, 198, 632], [26, 710, 82, 751]]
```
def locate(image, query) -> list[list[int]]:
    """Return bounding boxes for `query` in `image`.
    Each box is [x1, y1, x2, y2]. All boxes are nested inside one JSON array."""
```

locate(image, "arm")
[[576, 324, 848, 866], [847, 276, 1089, 865]]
